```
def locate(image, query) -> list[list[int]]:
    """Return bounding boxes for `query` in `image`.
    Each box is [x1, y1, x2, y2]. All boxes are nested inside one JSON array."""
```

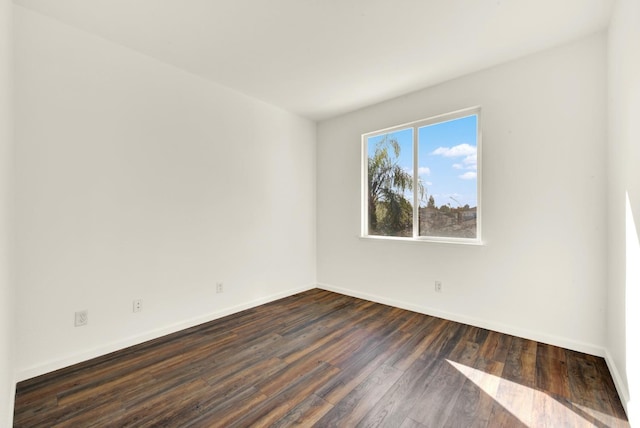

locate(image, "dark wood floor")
[[14, 289, 629, 427]]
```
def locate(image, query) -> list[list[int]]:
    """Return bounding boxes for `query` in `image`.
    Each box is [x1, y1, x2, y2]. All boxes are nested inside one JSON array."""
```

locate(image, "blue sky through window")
[[419, 115, 477, 208]]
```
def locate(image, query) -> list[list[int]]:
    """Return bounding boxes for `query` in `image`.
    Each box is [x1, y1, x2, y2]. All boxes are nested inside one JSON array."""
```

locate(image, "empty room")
[[1, 0, 639, 426]]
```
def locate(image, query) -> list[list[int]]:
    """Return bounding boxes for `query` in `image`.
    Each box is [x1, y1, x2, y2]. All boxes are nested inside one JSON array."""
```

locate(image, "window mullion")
[[413, 126, 419, 239]]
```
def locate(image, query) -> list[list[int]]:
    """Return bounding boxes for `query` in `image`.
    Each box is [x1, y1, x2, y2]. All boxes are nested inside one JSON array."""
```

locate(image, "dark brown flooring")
[[13, 289, 629, 427]]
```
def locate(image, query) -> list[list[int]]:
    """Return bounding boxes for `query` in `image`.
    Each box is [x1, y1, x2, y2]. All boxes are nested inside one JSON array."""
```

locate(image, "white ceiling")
[[14, 0, 613, 121]]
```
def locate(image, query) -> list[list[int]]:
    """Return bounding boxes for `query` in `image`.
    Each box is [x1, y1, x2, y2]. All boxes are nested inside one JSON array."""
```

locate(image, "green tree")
[[368, 136, 423, 236], [427, 195, 436, 208]]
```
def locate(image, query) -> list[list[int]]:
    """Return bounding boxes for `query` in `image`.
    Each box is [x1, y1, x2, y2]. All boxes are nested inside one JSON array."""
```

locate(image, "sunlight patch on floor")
[[573, 403, 625, 428], [447, 359, 623, 427]]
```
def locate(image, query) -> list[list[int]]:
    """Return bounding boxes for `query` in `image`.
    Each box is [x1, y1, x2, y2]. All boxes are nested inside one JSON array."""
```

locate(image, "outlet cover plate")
[[75, 310, 88, 327]]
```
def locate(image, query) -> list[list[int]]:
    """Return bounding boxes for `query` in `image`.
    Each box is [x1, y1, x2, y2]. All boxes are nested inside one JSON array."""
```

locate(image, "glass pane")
[[366, 128, 414, 237], [418, 115, 478, 239]]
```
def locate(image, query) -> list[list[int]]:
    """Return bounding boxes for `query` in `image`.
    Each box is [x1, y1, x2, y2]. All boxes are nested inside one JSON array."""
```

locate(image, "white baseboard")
[[16, 283, 315, 383], [603, 348, 631, 418], [5, 377, 16, 428], [317, 282, 606, 357]]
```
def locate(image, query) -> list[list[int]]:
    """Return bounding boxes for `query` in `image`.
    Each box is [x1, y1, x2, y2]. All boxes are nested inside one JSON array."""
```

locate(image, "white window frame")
[[361, 106, 482, 245]]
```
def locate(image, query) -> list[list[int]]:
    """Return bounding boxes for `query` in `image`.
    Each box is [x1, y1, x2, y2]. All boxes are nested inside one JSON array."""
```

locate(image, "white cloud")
[[418, 166, 431, 176], [463, 154, 477, 170], [425, 181, 433, 186], [459, 171, 477, 180], [432, 144, 478, 172], [431, 143, 476, 157]]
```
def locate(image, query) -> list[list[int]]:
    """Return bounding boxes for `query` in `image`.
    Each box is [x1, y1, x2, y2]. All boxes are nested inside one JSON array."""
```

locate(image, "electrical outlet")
[[75, 310, 88, 327], [435, 281, 443, 293], [133, 299, 143, 313], [216, 282, 223, 293]]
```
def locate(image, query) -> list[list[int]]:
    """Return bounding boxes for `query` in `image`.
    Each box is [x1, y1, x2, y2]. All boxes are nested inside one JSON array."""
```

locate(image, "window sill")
[[358, 235, 485, 246]]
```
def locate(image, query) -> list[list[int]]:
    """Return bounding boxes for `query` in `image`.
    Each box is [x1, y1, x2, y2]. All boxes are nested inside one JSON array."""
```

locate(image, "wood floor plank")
[[12, 289, 630, 428], [531, 391, 587, 427], [199, 357, 289, 407], [595, 357, 629, 422], [399, 417, 428, 428], [186, 386, 268, 428], [487, 401, 530, 428], [566, 350, 617, 418], [115, 378, 215, 428], [420, 321, 464, 360], [406, 359, 469, 427], [443, 358, 504, 428], [388, 316, 444, 371], [316, 328, 412, 405], [489, 374, 535, 427], [477, 330, 513, 363], [278, 302, 384, 365], [536, 351, 570, 398], [502, 336, 537, 387], [232, 362, 340, 427], [354, 354, 442, 428], [315, 364, 403, 427], [270, 394, 334, 428], [407, 328, 481, 427], [537, 341, 567, 362]]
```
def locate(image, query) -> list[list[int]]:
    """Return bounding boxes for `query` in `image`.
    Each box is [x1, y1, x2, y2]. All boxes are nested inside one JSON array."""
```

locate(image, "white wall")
[[608, 0, 640, 423], [317, 34, 608, 355], [14, 6, 316, 380], [0, 0, 15, 424]]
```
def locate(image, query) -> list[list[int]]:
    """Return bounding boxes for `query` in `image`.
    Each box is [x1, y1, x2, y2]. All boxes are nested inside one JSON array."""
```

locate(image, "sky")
[[367, 114, 478, 208]]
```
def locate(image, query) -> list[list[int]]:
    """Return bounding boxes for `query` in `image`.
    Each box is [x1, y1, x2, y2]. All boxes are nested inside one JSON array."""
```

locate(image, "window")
[[362, 107, 481, 243]]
